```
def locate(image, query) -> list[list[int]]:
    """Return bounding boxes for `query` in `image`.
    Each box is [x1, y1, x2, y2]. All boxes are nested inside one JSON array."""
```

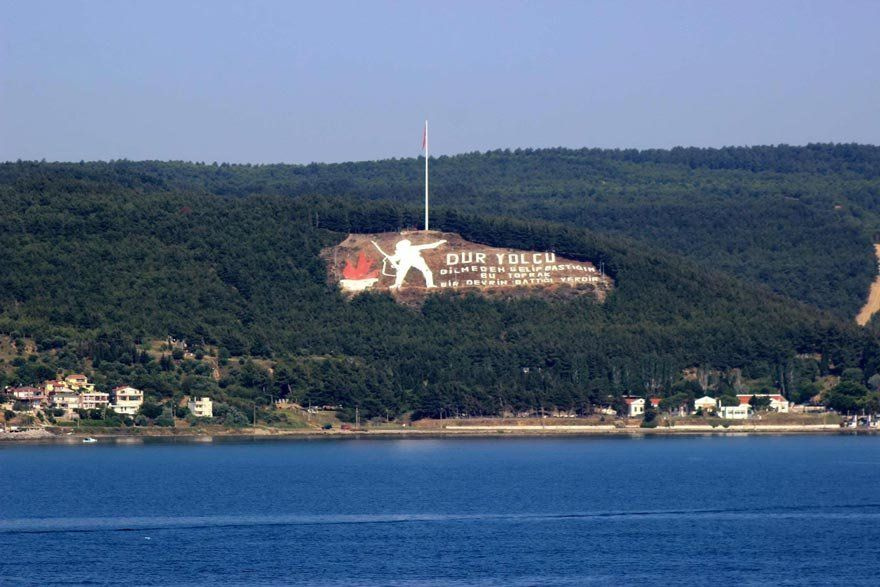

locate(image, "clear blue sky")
[[2, 0, 878, 163]]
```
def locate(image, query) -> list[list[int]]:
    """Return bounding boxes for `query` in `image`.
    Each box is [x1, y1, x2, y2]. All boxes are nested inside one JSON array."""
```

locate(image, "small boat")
[[82, 437, 97, 443]]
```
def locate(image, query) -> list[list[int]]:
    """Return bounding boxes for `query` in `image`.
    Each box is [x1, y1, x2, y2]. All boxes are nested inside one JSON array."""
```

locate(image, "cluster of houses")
[[5, 374, 144, 417], [623, 393, 791, 420], [4, 373, 216, 422]]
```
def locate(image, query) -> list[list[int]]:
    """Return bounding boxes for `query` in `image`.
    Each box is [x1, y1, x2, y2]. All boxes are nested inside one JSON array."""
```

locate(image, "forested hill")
[[4, 143, 879, 317], [0, 166, 879, 419]]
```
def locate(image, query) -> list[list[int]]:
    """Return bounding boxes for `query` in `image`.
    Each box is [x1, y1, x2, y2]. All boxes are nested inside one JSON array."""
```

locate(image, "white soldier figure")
[[372, 238, 447, 289]]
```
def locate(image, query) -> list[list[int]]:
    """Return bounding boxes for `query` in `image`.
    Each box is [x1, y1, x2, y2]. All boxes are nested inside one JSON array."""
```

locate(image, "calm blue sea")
[[2, 435, 880, 586]]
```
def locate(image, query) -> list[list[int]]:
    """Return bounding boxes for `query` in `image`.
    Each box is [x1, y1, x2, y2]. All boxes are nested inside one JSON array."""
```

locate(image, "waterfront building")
[[718, 405, 753, 420], [768, 395, 790, 413], [623, 397, 645, 417], [110, 386, 144, 416], [51, 388, 81, 412], [80, 391, 110, 410], [736, 394, 790, 413], [694, 396, 717, 413], [188, 396, 213, 418]]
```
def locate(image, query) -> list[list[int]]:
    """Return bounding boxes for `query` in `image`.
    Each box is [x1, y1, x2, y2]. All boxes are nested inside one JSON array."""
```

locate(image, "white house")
[[718, 404, 752, 420], [188, 397, 213, 418], [768, 395, 790, 413], [694, 396, 717, 413], [736, 394, 790, 413], [623, 397, 645, 417], [80, 391, 109, 410], [111, 386, 144, 416]]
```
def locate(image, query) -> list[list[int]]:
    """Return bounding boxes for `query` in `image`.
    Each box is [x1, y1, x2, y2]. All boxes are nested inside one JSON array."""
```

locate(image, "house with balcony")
[[11, 386, 47, 409], [80, 391, 109, 410], [51, 388, 82, 412], [188, 396, 213, 418], [44, 379, 68, 393], [110, 386, 144, 416], [64, 374, 95, 392]]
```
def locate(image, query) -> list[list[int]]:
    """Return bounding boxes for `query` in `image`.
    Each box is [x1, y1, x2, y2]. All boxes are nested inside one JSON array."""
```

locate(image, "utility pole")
[[423, 120, 429, 231], [252, 402, 256, 436]]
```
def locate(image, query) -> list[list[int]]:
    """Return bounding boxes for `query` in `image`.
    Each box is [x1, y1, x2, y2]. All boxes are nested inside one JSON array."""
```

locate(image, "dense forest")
[[5, 143, 879, 315], [2, 147, 880, 420]]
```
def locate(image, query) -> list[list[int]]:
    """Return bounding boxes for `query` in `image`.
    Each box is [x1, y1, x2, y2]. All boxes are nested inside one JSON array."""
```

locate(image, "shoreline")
[[1, 423, 876, 445]]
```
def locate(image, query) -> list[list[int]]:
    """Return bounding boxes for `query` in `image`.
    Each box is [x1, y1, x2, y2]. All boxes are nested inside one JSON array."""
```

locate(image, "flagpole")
[[424, 119, 429, 231]]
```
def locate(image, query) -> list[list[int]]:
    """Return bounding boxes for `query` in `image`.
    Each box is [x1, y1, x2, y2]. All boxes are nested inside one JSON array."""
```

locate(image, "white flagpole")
[[424, 119, 429, 231]]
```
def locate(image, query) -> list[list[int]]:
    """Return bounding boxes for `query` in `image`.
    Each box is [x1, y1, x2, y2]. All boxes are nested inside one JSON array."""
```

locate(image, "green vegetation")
[[6, 144, 878, 314], [640, 401, 658, 428], [2, 148, 880, 420]]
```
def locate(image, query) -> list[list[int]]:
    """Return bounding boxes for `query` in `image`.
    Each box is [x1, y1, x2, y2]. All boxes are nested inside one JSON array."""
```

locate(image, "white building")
[[718, 405, 753, 420], [80, 391, 109, 410], [51, 388, 81, 412], [736, 394, 790, 413], [623, 397, 645, 417], [46, 380, 107, 413], [694, 396, 717, 413], [111, 386, 144, 416], [188, 397, 213, 418], [768, 395, 790, 413]]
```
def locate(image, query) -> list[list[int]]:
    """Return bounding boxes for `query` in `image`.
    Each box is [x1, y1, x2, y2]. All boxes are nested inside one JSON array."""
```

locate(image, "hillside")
[[1, 164, 879, 420], [5, 144, 879, 316]]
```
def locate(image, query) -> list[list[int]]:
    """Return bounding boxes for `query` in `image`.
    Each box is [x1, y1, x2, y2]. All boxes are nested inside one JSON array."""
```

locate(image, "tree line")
[[2, 161, 880, 419]]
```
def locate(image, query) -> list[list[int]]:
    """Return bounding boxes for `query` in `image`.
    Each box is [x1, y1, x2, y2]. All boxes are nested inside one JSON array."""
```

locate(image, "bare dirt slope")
[[856, 244, 880, 326]]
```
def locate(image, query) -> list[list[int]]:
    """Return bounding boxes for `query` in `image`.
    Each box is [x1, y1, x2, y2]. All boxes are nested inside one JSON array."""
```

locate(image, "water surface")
[[2, 436, 879, 585]]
